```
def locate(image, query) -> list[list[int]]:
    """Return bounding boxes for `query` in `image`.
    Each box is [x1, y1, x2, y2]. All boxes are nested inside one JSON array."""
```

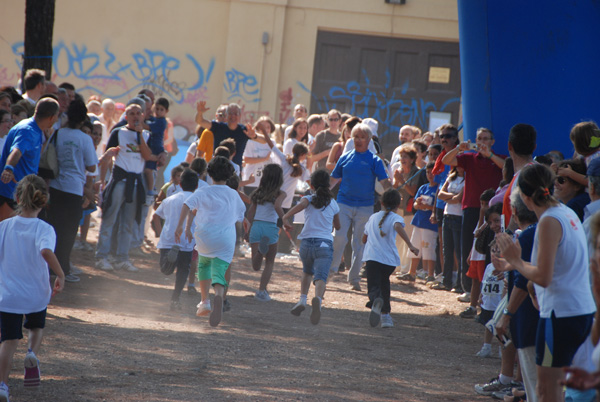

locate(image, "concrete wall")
[[0, 0, 458, 138]]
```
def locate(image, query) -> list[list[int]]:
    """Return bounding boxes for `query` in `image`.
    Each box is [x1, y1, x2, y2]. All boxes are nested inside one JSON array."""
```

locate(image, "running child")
[[283, 169, 341, 325], [0, 175, 65, 401], [175, 156, 249, 327], [152, 169, 199, 311], [363, 189, 419, 328], [247, 164, 286, 302]]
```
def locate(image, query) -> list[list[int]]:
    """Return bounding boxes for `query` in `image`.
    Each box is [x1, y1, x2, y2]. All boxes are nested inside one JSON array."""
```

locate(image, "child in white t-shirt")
[[363, 189, 419, 328], [175, 156, 249, 327], [152, 169, 198, 312], [475, 262, 505, 358], [0, 175, 65, 400], [283, 169, 340, 325]]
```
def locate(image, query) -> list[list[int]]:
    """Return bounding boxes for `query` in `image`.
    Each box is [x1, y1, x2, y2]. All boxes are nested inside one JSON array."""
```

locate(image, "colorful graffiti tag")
[[8, 41, 216, 105]]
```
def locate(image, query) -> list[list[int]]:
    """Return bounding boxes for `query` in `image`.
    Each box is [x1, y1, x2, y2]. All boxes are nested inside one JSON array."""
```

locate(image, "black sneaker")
[[459, 306, 476, 319], [170, 300, 182, 311], [397, 273, 415, 282], [338, 262, 346, 273], [223, 299, 231, 312], [187, 286, 198, 295]]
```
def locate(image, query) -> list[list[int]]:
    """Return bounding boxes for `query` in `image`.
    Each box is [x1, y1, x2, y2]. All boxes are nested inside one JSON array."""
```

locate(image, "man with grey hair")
[[329, 123, 391, 291], [195, 101, 263, 167]]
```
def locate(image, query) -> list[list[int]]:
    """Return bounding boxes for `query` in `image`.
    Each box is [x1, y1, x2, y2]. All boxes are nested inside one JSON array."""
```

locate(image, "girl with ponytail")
[[282, 169, 340, 325], [493, 163, 596, 399], [0, 175, 65, 399], [361, 188, 418, 328]]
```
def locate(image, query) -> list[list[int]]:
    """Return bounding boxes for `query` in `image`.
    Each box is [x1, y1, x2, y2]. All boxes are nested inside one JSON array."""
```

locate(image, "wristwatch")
[[503, 308, 514, 317]]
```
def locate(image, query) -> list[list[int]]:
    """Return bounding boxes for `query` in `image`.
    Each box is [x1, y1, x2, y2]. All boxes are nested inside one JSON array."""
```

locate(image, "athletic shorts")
[[197, 255, 229, 287], [467, 260, 486, 281], [0, 309, 47, 342], [536, 312, 593, 367], [410, 227, 437, 261], [475, 308, 494, 326], [249, 220, 279, 245]]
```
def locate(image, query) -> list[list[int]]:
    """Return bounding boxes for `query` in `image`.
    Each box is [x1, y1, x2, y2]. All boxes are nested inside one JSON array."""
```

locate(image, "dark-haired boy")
[[152, 169, 199, 310]]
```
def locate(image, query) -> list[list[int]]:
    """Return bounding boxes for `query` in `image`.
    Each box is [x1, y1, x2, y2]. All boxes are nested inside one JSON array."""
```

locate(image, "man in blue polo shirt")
[[0, 97, 59, 220]]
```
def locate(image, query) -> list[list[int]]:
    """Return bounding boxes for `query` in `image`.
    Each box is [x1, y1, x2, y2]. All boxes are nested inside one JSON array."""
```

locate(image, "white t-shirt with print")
[[271, 146, 310, 209], [297, 195, 339, 242], [111, 127, 150, 174], [242, 140, 273, 188], [480, 263, 504, 311], [155, 190, 195, 252], [0, 216, 56, 314], [184, 185, 246, 263], [362, 211, 406, 267]]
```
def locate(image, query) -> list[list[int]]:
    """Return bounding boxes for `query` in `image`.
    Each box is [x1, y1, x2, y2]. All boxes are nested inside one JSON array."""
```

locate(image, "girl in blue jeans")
[[283, 170, 340, 325]]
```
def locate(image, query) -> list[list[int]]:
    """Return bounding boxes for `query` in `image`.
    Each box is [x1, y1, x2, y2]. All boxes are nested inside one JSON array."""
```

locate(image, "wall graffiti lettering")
[[223, 68, 260, 103], [8, 41, 216, 105], [297, 70, 459, 138]]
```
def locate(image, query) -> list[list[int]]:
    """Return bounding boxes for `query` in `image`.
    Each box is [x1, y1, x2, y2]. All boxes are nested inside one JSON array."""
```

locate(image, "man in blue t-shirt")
[[0, 98, 59, 221], [329, 123, 391, 290]]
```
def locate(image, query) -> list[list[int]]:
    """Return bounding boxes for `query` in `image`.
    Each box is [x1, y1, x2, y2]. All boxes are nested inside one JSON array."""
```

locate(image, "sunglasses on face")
[[329, 118, 340, 122], [439, 134, 455, 139], [555, 176, 567, 185]]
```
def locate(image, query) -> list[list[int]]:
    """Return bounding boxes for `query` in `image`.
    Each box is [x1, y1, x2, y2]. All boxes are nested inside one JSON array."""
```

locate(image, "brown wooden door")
[[310, 31, 461, 159]]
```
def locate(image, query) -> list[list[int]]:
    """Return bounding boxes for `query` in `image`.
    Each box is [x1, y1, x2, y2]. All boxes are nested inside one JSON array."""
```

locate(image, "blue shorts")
[[299, 238, 333, 284], [249, 220, 279, 245], [0, 309, 47, 342], [79, 204, 97, 226], [536, 312, 593, 367]]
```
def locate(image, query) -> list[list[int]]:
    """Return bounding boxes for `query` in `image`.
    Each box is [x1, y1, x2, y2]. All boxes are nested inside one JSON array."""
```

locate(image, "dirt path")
[[6, 223, 501, 401]]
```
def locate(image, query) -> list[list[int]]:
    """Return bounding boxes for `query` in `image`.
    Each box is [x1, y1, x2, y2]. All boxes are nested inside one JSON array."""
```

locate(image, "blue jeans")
[[330, 204, 372, 285], [300, 238, 333, 283], [442, 214, 462, 288], [96, 181, 139, 262]]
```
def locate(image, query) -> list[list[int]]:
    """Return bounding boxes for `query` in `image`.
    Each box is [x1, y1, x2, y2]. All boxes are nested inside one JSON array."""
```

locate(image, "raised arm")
[[195, 101, 212, 130]]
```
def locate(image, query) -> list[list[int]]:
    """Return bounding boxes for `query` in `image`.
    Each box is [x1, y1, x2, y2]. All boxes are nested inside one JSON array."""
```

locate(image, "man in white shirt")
[[95, 104, 160, 272]]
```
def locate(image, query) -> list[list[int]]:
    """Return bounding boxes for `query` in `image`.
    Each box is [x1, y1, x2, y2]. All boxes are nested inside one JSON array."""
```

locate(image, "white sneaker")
[[457, 292, 471, 303], [95, 258, 113, 271], [254, 289, 271, 302], [115, 261, 139, 272], [381, 314, 394, 328], [291, 300, 306, 316], [475, 346, 492, 358], [72, 240, 84, 250], [196, 301, 211, 317], [416, 269, 427, 280]]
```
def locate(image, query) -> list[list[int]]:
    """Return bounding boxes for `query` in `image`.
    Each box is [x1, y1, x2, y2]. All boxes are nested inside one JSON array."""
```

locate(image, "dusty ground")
[[6, 219, 502, 402]]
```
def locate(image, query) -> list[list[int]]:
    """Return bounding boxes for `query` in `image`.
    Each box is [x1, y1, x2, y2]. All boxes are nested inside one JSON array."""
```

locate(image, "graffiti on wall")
[[7, 41, 216, 105], [223, 68, 260, 103], [298, 70, 460, 138]]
